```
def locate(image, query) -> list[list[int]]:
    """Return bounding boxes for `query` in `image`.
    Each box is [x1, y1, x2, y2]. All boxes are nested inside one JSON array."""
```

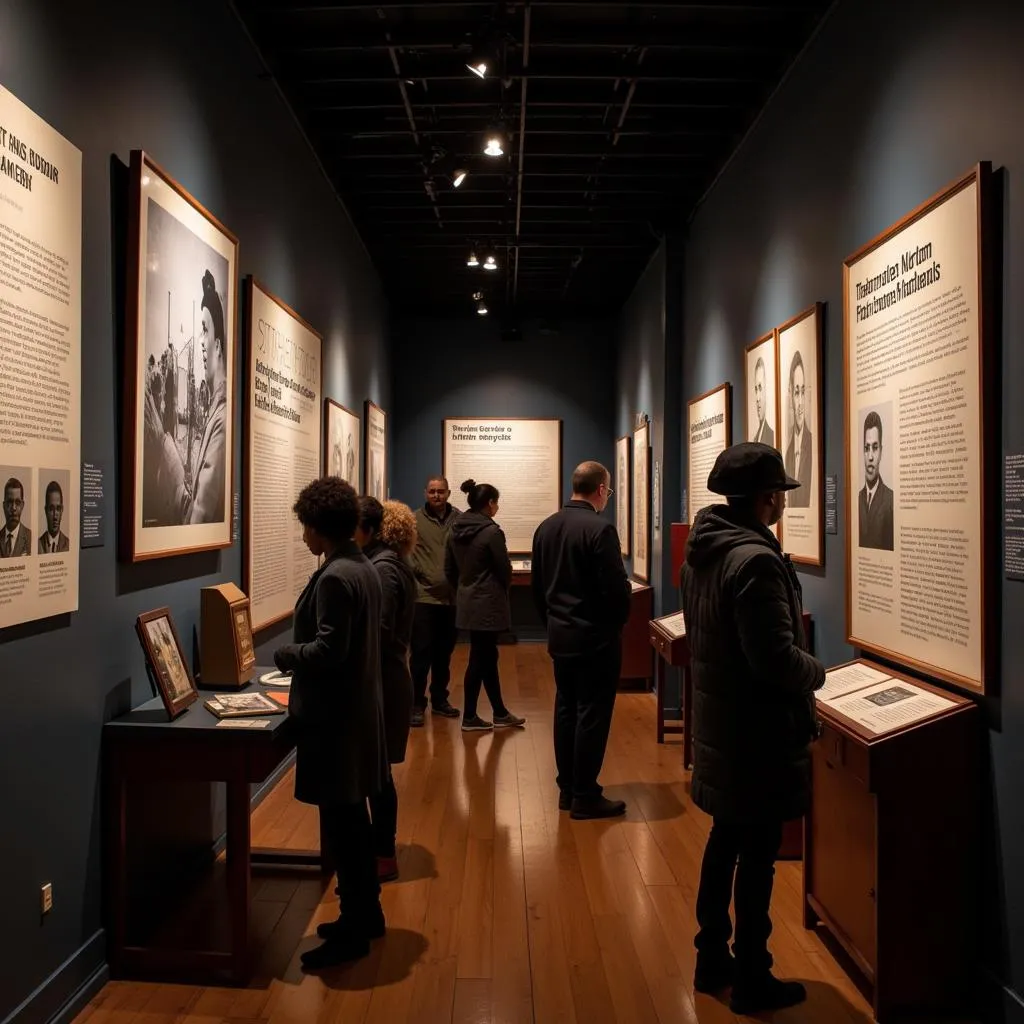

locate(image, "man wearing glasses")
[[1, 478, 32, 558], [531, 461, 631, 820]]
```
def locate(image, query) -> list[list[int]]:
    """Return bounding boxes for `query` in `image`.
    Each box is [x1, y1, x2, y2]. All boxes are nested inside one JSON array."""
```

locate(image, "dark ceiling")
[[232, 0, 833, 317]]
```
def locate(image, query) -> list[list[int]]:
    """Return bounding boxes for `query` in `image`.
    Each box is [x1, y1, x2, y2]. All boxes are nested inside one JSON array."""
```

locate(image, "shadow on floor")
[[395, 842, 438, 883], [307, 928, 430, 991], [694, 979, 874, 1022]]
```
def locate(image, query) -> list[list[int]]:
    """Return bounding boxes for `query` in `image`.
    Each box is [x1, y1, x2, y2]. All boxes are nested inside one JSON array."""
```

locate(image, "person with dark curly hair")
[[445, 480, 526, 731], [273, 476, 389, 969], [355, 497, 418, 883]]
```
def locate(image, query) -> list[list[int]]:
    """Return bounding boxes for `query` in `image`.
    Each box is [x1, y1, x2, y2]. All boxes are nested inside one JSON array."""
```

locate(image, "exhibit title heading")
[[450, 424, 513, 443], [854, 242, 942, 322], [254, 317, 317, 424], [0, 125, 60, 194], [690, 412, 724, 444]]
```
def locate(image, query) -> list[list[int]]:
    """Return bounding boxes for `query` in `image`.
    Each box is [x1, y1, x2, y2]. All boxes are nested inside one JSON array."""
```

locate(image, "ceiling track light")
[[483, 124, 507, 158], [483, 254, 498, 271], [477, 300, 489, 316], [467, 250, 480, 267]]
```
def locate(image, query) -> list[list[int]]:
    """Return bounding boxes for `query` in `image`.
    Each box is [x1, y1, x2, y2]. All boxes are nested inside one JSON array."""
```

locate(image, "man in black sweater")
[[531, 461, 632, 819]]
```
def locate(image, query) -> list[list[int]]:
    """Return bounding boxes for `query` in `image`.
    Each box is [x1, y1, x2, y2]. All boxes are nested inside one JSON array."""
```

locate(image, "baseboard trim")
[[1, 930, 107, 1024]]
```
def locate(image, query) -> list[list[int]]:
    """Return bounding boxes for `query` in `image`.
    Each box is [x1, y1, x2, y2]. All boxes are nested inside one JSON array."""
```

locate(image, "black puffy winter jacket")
[[680, 504, 824, 823]]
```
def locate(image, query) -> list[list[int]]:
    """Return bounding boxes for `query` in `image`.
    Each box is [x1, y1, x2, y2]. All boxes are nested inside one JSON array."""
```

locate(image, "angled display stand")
[[804, 659, 979, 1022]]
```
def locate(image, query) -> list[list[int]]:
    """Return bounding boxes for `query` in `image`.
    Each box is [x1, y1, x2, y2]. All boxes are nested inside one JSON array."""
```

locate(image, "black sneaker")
[[316, 906, 386, 942], [493, 712, 526, 729], [693, 953, 734, 993], [558, 790, 572, 811], [300, 935, 370, 969], [729, 975, 806, 1014], [461, 714, 493, 732], [431, 702, 460, 718], [570, 796, 627, 820], [411, 708, 425, 727]]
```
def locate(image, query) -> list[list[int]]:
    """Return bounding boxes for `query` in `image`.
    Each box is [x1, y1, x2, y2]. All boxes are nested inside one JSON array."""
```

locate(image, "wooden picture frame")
[[778, 303, 825, 566], [686, 382, 732, 525], [135, 607, 198, 719], [442, 417, 563, 554], [324, 399, 361, 485], [243, 277, 323, 632], [364, 400, 388, 501], [615, 434, 631, 558], [843, 164, 994, 695], [632, 419, 651, 582], [121, 150, 239, 562], [744, 331, 779, 448]]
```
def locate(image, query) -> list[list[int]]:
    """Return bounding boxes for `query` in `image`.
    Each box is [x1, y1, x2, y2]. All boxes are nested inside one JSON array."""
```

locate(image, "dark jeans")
[[463, 630, 508, 719], [553, 643, 620, 801], [368, 772, 398, 859], [319, 799, 381, 928], [410, 603, 458, 709], [695, 817, 784, 977]]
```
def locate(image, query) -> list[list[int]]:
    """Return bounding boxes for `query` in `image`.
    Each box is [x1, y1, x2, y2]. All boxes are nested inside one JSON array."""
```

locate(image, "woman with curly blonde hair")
[[356, 496, 418, 882]]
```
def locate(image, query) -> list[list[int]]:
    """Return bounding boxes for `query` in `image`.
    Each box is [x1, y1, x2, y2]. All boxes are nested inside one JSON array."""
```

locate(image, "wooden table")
[[621, 582, 654, 689], [104, 670, 314, 983]]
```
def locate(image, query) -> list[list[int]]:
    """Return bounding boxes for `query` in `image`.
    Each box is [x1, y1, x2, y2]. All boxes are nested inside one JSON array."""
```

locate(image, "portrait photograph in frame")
[[122, 150, 239, 562], [778, 303, 824, 566], [632, 419, 650, 582], [365, 400, 388, 501], [745, 331, 779, 449], [135, 607, 198, 719], [615, 434, 630, 558], [324, 399, 361, 486]]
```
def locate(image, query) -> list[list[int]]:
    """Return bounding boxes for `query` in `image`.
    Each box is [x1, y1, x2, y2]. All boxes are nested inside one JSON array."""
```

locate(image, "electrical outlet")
[[40, 883, 53, 915]]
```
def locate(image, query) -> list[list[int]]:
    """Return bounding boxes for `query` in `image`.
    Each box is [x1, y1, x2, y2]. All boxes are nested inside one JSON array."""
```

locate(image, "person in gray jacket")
[[356, 496, 417, 884], [445, 480, 526, 732], [409, 475, 462, 725]]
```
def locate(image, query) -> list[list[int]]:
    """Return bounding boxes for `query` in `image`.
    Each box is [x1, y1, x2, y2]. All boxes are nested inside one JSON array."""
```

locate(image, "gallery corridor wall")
[[678, 0, 1024, 1015], [0, 2, 389, 1021]]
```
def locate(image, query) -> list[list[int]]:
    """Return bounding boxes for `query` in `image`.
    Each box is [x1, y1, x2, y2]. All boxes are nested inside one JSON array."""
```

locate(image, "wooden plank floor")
[[77, 644, 886, 1024]]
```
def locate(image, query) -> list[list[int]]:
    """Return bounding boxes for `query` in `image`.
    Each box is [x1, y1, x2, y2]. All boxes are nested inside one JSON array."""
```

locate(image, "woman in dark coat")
[[444, 479, 526, 732], [273, 477, 389, 970], [356, 496, 417, 883]]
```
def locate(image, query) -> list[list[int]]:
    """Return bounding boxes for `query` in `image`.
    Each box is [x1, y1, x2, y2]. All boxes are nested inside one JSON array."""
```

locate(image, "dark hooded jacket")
[[444, 511, 512, 632], [679, 504, 824, 823], [365, 540, 416, 764]]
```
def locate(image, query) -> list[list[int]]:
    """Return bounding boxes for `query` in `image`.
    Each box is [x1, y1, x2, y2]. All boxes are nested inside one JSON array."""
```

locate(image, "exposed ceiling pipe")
[[512, 2, 531, 308], [386, 33, 443, 226]]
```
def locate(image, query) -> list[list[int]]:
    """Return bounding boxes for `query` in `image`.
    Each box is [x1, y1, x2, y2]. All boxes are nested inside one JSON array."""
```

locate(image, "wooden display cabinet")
[[804, 660, 979, 1022], [620, 581, 654, 689]]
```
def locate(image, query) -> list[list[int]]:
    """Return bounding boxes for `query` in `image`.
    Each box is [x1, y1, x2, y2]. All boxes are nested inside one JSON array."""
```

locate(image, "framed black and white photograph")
[[325, 399, 361, 486], [365, 400, 388, 501], [778, 303, 824, 566], [615, 434, 630, 557], [632, 419, 650, 582], [135, 607, 198, 719], [38, 470, 71, 555], [745, 331, 778, 449], [1, 468, 33, 559], [123, 150, 239, 561]]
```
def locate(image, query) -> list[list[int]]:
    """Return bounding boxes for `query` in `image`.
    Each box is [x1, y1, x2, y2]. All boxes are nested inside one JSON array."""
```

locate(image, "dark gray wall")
[[0, 1, 389, 1020], [680, 0, 1024, 1014], [390, 316, 616, 512], [615, 243, 684, 618]]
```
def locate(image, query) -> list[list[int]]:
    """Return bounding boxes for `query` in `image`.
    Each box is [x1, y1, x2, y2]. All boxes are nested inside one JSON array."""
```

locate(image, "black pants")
[[463, 630, 508, 719], [368, 772, 398, 859], [695, 817, 784, 977], [410, 604, 458, 709], [553, 643, 620, 800], [319, 799, 381, 926]]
